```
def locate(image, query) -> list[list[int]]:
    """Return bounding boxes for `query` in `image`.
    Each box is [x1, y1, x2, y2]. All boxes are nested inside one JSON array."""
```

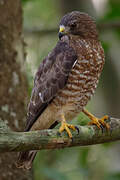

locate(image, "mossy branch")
[[0, 117, 120, 153]]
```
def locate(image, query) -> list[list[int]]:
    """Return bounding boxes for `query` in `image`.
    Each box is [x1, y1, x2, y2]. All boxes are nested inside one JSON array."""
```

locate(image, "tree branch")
[[0, 117, 120, 153]]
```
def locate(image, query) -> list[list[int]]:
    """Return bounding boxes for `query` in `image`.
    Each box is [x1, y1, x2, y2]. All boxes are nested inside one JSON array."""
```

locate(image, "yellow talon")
[[83, 109, 110, 130], [99, 115, 110, 130], [88, 118, 101, 129], [59, 114, 76, 138]]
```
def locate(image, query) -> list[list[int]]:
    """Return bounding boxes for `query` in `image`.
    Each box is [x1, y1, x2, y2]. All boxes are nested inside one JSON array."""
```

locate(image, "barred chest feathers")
[[53, 38, 105, 119]]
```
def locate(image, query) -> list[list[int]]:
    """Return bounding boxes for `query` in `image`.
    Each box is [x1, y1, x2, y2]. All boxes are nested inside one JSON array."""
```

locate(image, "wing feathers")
[[25, 41, 77, 131]]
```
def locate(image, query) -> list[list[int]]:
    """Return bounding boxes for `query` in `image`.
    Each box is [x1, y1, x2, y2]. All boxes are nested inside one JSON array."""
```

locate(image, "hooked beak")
[[59, 25, 65, 40]]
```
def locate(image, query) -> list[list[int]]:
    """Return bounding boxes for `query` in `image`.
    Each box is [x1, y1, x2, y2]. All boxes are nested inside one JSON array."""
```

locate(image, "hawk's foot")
[[59, 122, 76, 138], [88, 115, 109, 130], [59, 114, 78, 138], [98, 115, 110, 130], [83, 109, 110, 131]]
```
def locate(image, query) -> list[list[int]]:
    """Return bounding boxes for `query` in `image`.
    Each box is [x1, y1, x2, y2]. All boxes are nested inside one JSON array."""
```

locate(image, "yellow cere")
[[59, 25, 65, 32]]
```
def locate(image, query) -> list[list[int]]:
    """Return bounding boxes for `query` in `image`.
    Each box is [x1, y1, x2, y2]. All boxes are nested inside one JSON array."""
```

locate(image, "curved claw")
[[83, 109, 110, 132], [88, 115, 110, 132], [75, 126, 79, 134], [59, 122, 79, 138], [99, 115, 110, 131], [100, 124, 104, 133]]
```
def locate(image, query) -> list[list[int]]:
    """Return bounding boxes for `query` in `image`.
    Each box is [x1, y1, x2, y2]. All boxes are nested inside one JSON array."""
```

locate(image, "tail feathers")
[[16, 151, 37, 170], [16, 121, 59, 170]]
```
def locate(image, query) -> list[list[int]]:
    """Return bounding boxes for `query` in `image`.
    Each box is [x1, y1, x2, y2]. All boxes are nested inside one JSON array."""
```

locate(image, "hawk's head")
[[59, 11, 98, 40]]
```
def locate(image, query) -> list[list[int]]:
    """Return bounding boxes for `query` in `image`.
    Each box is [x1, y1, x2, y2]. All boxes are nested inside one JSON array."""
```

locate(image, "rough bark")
[[0, 0, 31, 179], [0, 117, 119, 152]]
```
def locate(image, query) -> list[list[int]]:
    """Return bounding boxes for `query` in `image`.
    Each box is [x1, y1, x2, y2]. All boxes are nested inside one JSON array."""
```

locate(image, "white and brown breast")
[[52, 38, 105, 121]]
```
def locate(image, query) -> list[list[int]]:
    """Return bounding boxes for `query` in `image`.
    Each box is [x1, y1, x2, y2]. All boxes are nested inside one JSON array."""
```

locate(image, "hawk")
[[17, 11, 109, 169]]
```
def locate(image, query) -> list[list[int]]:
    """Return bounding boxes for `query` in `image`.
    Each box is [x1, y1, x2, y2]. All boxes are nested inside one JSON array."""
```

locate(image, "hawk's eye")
[[70, 22, 77, 29]]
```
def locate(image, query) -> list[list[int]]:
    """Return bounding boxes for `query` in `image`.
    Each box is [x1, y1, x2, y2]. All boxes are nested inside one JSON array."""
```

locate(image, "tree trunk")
[[0, 0, 31, 179]]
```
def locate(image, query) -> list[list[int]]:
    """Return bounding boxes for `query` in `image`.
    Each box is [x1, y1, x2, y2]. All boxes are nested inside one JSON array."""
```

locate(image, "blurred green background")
[[22, 0, 120, 179]]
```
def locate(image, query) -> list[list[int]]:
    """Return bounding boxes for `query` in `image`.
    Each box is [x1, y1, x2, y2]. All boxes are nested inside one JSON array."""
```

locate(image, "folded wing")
[[25, 41, 77, 131]]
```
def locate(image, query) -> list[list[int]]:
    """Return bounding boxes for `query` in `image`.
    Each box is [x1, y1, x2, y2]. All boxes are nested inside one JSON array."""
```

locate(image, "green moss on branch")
[[0, 117, 120, 152]]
